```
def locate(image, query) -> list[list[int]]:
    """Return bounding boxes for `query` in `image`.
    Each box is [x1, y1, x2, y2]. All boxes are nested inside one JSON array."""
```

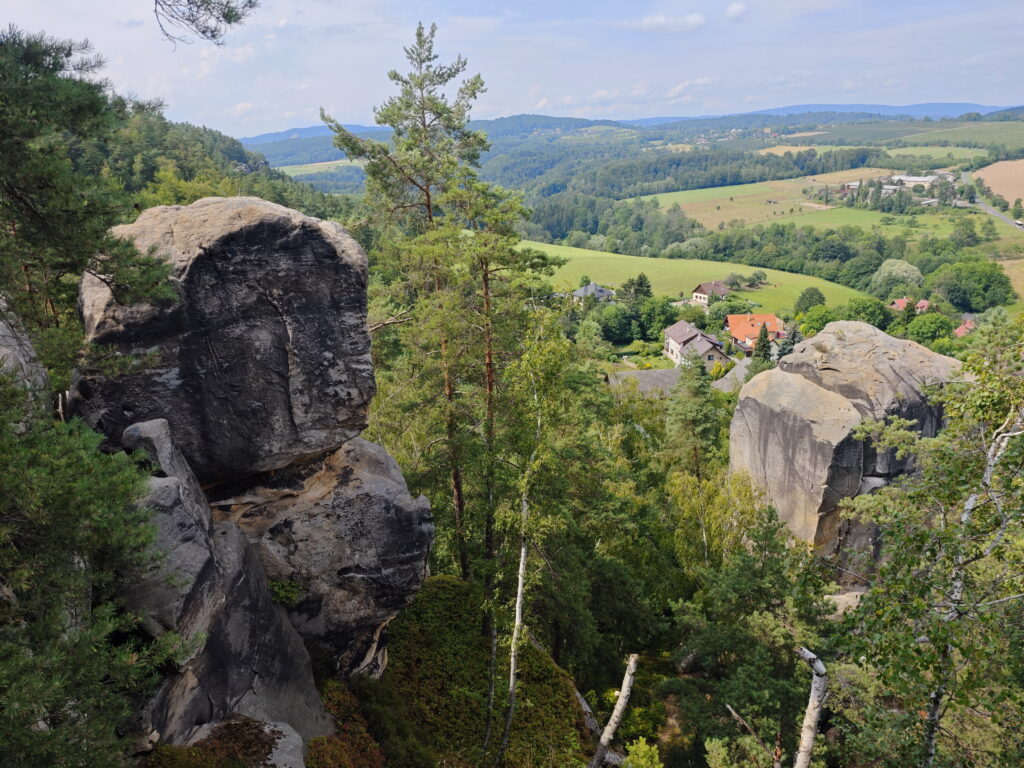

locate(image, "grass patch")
[[528, 241, 867, 313], [901, 122, 1024, 150], [631, 170, 894, 228]]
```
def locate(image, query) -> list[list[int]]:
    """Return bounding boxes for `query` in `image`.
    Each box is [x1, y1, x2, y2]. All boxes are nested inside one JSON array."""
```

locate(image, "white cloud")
[[725, 3, 748, 21], [628, 14, 706, 33], [666, 77, 713, 98], [229, 101, 255, 116]]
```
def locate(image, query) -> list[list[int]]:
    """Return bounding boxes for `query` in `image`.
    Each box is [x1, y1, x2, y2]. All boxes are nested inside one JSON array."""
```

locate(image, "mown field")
[[277, 158, 363, 176], [526, 241, 867, 313], [886, 145, 988, 161], [633, 169, 893, 228], [976, 159, 1024, 203], [901, 122, 1024, 150]]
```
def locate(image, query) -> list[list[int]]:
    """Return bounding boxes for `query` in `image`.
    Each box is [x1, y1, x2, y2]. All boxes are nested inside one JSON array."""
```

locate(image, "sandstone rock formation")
[[729, 321, 959, 559], [207, 438, 433, 676], [0, 296, 48, 395], [124, 419, 333, 744], [70, 196, 375, 481], [67, 198, 432, 761]]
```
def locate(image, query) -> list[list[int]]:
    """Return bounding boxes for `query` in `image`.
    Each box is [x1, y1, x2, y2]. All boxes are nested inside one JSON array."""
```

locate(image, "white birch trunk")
[[793, 647, 827, 768], [588, 654, 639, 768]]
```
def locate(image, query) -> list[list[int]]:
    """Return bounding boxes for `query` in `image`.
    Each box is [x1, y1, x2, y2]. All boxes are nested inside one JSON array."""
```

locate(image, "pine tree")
[[752, 324, 772, 361]]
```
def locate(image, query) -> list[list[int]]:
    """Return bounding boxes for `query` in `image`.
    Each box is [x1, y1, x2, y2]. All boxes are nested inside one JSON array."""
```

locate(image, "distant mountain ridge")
[[241, 123, 385, 145], [624, 102, 1008, 125]]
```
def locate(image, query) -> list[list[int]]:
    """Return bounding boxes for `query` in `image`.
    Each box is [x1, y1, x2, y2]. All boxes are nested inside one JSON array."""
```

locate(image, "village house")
[[889, 297, 931, 314], [725, 313, 785, 355], [662, 319, 731, 370], [572, 281, 615, 303], [954, 318, 975, 338], [892, 174, 938, 187], [691, 280, 730, 307]]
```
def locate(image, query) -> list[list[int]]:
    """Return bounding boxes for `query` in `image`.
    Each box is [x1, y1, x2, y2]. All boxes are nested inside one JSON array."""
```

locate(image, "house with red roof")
[[725, 313, 785, 355], [954, 318, 975, 338], [889, 297, 931, 314]]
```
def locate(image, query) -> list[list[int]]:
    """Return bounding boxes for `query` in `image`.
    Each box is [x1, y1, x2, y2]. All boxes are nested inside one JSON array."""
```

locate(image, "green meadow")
[[526, 241, 867, 314]]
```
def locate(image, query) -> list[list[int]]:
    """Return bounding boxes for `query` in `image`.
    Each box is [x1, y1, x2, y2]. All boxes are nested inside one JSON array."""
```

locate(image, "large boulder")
[[729, 321, 959, 559], [124, 419, 333, 744], [69, 197, 374, 482], [206, 438, 433, 676]]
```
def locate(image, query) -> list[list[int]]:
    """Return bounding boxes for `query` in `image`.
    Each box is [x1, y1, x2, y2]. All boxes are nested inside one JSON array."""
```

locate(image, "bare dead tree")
[[793, 647, 828, 768], [588, 654, 640, 768]]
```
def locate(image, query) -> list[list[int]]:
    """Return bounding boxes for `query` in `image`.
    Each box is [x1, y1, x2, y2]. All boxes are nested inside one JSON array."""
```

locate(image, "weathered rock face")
[[124, 419, 333, 745], [729, 321, 959, 558], [72, 198, 433, 756], [0, 296, 48, 395], [70, 196, 375, 482], [207, 438, 433, 677]]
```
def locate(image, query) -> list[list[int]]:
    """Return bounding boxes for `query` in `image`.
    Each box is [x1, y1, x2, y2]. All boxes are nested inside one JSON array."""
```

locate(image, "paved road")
[[962, 170, 1021, 228]]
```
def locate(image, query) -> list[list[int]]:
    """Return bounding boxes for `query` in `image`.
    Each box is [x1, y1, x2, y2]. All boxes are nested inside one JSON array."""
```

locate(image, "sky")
[[3, 0, 1023, 138]]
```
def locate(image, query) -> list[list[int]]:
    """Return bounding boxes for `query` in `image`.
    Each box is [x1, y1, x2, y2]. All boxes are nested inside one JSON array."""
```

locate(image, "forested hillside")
[[3, 10, 1024, 768]]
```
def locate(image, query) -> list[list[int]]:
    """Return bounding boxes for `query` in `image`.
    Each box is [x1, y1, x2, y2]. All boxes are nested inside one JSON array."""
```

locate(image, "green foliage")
[[838, 296, 892, 329], [837, 318, 1024, 765], [623, 739, 665, 768], [357, 576, 586, 767], [669, 508, 830, 768], [0, 28, 173, 378], [0, 378, 173, 767], [905, 311, 954, 345], [925, 260, 1016, 312], [307, 680, 386, 768], [152, 0, 258, 44], [793, 286, 826, 315], [267, 578, 304, 607], [799, 304, 837, 336], [751, 325, 772, 361], [869, 259, 924, 299]]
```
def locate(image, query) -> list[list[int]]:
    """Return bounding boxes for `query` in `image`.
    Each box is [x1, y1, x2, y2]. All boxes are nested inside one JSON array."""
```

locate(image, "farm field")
[[779, 122, 941, 144], [886, 145, 987, 161], [901, 122, 1024, 150], [526, 241, 867, 313], [633, 169, 893, 228], [975, 159, 1024, 203], [277, 158, 363, 176], [998, 258, 1024, 317]]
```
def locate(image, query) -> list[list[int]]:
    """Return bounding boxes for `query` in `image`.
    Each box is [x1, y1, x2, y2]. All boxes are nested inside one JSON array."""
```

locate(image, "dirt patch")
[[800, 202, 834, 211], [976, 159, 1024, 204]]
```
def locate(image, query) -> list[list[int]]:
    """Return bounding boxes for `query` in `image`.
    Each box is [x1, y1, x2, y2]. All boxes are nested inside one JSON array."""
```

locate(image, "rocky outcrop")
[[70, 196, 375, 482], [0, 296, 48, 396], [124, 419, 333, 745], [67, 198, 433, 759], [729, 321, 959, 561], [207, 438, 433, 676]]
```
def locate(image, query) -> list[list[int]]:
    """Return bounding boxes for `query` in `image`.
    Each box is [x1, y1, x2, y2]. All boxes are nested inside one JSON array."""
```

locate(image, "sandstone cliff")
[[729, 321, 959, 563]]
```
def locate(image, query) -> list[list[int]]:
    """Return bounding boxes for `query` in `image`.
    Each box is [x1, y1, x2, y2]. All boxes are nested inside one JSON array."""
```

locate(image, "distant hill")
[[747, 103, 1007, 119], [985, 106, 1024, 121], [240, 124, 386, 145], [627, 103, 1008, 124]]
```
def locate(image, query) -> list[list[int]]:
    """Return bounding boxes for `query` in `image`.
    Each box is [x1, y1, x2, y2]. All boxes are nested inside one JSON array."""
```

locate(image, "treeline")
[[546, 146, 890, 200]]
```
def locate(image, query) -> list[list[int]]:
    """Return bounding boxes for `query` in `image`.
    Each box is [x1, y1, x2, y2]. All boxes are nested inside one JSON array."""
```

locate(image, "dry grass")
[[976, 160, 1024, 205]]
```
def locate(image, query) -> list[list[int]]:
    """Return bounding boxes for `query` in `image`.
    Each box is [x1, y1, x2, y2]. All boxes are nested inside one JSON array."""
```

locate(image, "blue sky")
[[3, 0, 1022, 137]]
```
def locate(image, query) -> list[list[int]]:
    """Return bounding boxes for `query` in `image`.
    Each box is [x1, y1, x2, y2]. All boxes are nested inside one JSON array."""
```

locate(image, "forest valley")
[[2, 15, 1024, 768]]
